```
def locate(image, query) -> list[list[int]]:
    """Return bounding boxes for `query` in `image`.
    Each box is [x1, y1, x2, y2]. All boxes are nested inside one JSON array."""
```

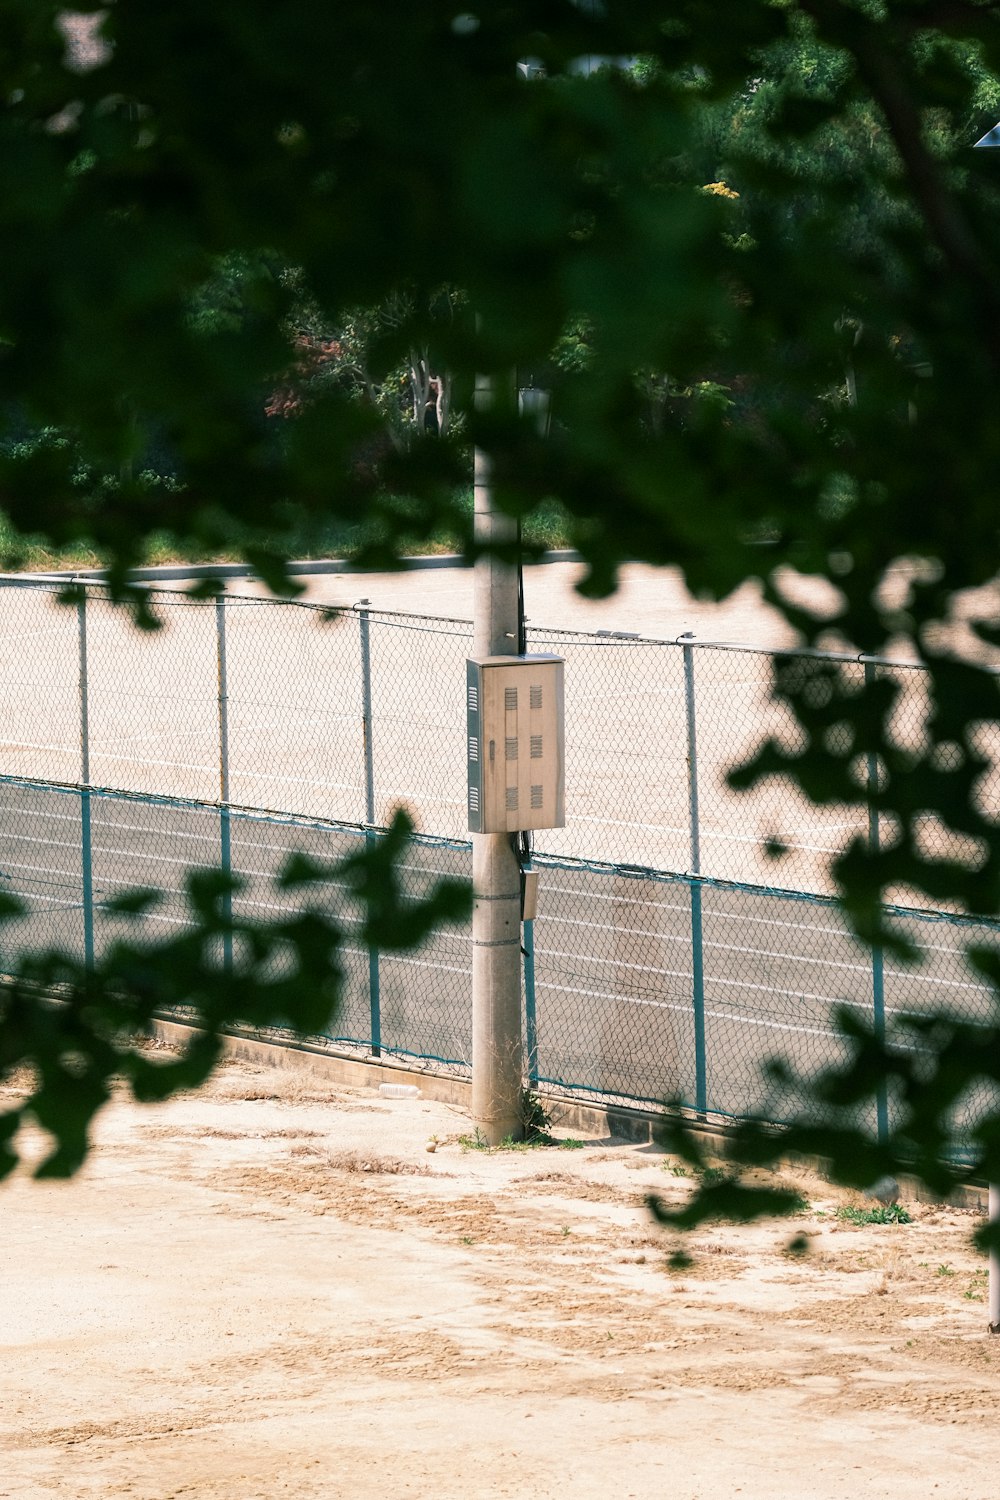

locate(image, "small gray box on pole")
[[466, 654, 565, 832]]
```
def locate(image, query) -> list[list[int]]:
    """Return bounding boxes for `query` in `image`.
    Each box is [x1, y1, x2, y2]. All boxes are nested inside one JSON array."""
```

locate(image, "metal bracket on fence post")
[[358, 601, 382, 1057], [864, 660, 889, 1146], [77, 589, 95, 972], [681, 636, 708, 1118], [215, 593, 233, 977]]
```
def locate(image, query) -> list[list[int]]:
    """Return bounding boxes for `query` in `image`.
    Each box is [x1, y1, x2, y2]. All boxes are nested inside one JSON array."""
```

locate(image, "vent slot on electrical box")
[[505, 687, 518, 711], [530, 685, 543, 709], [506, 786, 519, 811], [530, 735, 543, 759], [530, 785, 544, 809]]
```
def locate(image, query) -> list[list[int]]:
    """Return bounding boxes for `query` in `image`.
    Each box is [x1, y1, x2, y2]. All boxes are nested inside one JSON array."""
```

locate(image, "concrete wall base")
[[150, 1018, 989, 1212]]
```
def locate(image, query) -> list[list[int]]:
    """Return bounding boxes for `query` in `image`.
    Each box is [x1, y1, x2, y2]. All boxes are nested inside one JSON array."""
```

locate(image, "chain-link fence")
[[1, 575, 998, 1135], [0, 580, 943, 882]]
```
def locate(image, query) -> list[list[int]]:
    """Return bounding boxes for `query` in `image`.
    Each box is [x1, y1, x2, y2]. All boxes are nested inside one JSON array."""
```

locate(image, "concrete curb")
[[151, 1017, 991, 1211], [0, 549, 581, 588], [151, 1017, 689, 1146]]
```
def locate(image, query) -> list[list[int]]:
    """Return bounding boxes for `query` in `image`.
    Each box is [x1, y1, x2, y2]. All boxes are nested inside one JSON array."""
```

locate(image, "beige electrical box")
[[467, 655, 565, 833]]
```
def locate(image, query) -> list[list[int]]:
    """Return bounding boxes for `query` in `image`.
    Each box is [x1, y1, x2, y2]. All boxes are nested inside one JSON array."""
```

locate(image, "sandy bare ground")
[[2, 1051, 998, 1500]]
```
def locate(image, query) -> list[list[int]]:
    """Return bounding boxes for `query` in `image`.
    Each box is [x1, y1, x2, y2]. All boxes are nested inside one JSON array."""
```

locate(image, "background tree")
[[3, 3, 1000, 1215]]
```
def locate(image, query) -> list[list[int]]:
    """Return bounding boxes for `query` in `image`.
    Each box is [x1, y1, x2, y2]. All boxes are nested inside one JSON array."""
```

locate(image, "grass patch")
[[457, 1130, 582, 1154], [835, 1202, 912, 1226], [782, 1192, 812, 1215], [456, 1109, 584, 1155], [521, 1088, 554, 1143], [697, 1165, 730, 1186], [0, 490, 576, 576], [498, 1133, 552, 1152], [458, 1089, 560, 1151]]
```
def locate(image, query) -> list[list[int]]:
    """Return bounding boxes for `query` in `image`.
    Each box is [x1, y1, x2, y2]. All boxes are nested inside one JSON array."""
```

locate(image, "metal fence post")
[[864, 660, 889, 1146], [77, 589, 95, 971], [681, 636, 708, 1116], [358, 601, 381, 1057], [523, 901, 539, 1090], [215, 593, 233, 975]]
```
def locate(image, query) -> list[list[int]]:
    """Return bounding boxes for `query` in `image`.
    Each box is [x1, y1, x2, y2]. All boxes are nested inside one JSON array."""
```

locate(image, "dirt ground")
[[2, 1052, 998, 1500]]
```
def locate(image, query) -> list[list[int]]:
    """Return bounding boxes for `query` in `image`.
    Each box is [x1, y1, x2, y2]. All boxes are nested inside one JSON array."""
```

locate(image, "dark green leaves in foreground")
[[7, 3, 1000, 1211], [0, 811, 469, 1178], [3, 3, 1000, 925]]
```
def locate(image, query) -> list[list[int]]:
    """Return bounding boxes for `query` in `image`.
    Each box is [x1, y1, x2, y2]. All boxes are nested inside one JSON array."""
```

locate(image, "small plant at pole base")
[[521, 1088, 553, 1144]]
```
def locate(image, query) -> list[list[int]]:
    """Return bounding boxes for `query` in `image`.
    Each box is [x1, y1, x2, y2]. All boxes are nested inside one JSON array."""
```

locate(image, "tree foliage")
[[4, 3, 1000, 1202]]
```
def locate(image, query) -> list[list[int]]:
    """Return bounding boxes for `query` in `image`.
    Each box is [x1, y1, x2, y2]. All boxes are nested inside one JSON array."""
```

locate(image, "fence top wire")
[[0, 769, 474, 851], [529, 848, 1000, 932], [0, 571, 979, 674]]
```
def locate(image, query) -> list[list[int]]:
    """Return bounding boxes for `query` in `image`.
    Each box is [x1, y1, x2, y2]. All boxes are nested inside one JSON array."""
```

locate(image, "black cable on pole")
[[515, 517, 532, 869]]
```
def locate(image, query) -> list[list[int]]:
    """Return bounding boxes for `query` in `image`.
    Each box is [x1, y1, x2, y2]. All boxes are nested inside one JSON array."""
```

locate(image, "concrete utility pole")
[[468, 24, 607, 1145], [471, 371, 525, 1143]]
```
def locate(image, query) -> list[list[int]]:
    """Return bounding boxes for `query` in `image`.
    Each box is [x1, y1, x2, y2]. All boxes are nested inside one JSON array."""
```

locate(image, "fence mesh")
[[1, 576, 999, 1142], [525, 628, 692, 871], [368, 614, 471, 836], [0, 585, 80, 786], [224, 599, 367, 822]]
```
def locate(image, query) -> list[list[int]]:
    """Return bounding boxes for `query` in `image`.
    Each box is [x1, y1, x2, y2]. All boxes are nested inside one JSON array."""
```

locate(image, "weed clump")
[[459, 1090, 575, 1152], [835, 1202, 912, 1226]]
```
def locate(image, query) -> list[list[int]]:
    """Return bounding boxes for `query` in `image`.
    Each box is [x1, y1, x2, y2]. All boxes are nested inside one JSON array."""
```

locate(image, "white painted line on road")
[[535, 980, 846, 1042], [535, 957, 986, 1011], [536, 940, 875, 979], [543, 881, 850, 930]]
